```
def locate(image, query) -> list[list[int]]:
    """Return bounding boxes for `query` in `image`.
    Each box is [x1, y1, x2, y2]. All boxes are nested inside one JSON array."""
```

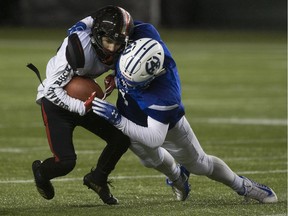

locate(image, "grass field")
[[0, 28, 286, 216]]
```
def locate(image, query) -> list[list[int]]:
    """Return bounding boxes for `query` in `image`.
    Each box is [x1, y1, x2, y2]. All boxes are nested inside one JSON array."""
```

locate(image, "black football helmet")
[[91, 6, 134, 65]]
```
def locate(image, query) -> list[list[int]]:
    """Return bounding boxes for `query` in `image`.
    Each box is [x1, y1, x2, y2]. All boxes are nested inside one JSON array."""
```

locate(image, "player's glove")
[[103, 74, 116, 99], [92, 98, 121, 125], [84, 91, 97, 113]]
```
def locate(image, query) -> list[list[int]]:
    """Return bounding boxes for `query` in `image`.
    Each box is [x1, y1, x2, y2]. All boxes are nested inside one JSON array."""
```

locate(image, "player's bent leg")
[[130, 143, 191, 201], [81, 115, 131, 205], [32, 158, 76, 200], [195, 155, 278, 203], [185, 154, 278, 203], [187, 155, 244, 193], [164, 117, 277, 203]]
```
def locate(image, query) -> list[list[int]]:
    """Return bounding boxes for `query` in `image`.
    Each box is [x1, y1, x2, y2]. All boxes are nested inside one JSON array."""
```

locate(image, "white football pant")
[[129, 116, 243, 192]]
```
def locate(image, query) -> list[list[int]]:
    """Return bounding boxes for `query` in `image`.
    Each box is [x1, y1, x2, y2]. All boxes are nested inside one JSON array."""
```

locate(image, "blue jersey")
[[116, 21, 185, 129]]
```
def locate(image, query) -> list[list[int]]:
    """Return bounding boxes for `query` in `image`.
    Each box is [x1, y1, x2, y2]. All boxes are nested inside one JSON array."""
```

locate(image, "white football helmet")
[[117, 38, 165, 90]]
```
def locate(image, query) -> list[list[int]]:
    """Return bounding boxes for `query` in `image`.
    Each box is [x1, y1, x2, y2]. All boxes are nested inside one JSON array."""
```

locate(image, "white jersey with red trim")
[[36, 29, 112, 115]]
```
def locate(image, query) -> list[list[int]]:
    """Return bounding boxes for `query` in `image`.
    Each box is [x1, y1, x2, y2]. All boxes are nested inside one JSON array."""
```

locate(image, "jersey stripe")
[[148, 104, 179, 111], [118, 7, 131, 35]]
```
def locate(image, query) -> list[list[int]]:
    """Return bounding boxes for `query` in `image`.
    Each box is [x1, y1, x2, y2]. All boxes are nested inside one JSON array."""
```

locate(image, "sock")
[[91, 168, 108, 186], [231, 176, 245, 194], [207, 155, 244, 193]]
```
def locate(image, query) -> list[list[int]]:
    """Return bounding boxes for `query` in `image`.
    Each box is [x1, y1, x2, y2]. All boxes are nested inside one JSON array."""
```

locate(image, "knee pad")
[[188, 154, 213, 176], [138, 148, 166, 168], [140, 158, 158, 168], [138, 151, 164, 168], [130, 143, 165, 168]]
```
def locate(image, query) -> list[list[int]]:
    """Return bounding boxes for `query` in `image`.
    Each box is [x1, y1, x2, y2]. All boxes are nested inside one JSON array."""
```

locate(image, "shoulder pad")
[[66, 33, 85, 71]]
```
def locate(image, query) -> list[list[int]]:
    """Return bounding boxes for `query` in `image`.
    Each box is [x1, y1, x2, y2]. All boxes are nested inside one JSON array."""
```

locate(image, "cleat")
[[32, 160, 54, 200], [166, 165, 191, 201], [83, 172, 118, 205], [238, 176, 278, 203]]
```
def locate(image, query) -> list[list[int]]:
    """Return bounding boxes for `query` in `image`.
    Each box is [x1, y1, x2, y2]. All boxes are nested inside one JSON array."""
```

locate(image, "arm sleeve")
[[43, 68, 86, 116], [116, 116, 169, 148], [67, 16, 94, 35], [43, 37, 86, 116]]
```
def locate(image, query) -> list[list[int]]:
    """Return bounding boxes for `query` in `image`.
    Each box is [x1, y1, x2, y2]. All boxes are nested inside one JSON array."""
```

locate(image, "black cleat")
[[83, 172, 118, 205], [32, 160, 55, 200]]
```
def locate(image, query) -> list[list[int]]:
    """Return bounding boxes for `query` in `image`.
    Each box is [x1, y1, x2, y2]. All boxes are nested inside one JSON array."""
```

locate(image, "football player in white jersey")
[[92, 38, 278, 204], [32, 6, 133, 205]]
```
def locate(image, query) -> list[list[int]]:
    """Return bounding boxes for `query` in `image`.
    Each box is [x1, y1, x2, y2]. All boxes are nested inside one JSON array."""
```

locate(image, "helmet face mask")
[[117, 38, 165, 92], [91, 6, 134, 65]]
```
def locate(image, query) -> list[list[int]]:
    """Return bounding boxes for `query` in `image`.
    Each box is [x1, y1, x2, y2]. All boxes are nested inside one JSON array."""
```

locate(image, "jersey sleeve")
[[40, 36, 87, 115], [67, 16, 94, 35], [42, 69, 86, 115]]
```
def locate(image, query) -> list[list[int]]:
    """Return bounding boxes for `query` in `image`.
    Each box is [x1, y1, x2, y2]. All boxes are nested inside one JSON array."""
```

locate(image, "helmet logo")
[[122, 41, 136, 55], [145, 56, 161, 75]]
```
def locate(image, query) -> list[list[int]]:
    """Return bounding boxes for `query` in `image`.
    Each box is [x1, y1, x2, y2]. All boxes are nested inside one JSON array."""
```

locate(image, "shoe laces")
[[248, 178, 270, 190], [241, 176, 271, 196]]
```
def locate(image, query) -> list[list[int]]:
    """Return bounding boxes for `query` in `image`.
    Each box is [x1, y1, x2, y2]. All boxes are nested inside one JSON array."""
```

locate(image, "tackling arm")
[[117, 115, 169, 149], [92, 97, 168, 148]]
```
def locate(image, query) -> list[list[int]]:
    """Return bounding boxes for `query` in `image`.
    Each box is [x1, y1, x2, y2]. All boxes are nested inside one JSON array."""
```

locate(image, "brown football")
[[64, 76, 104, 101]]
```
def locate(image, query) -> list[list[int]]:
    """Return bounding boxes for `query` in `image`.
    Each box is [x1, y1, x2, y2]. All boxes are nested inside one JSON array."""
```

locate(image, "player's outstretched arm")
[[92, 98, 169, 148]]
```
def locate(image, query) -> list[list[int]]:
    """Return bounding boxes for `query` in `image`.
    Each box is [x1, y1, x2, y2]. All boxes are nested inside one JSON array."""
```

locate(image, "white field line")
[[263, 215, 287, 216], [0, 137, 285, 154], [0, 169, 286, 184], [193, 118, 287, 126], [0, 118, 286, 128]]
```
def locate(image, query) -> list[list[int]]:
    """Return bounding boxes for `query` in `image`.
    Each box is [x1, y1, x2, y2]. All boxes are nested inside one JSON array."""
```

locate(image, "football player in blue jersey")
[[92, 36, 278, 203]]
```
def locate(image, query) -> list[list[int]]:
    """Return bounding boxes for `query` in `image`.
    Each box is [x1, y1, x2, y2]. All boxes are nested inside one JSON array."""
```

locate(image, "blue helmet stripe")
[[129, 42, 158, 75], [125, 38, 155, 75]]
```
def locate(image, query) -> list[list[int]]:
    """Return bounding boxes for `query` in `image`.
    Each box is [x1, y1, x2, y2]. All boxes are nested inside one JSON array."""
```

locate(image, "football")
[[64, 76, 104, 101]]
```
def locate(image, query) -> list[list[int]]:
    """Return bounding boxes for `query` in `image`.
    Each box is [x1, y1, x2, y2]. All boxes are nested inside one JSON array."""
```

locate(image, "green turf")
[[0, 28, 286, 216]]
